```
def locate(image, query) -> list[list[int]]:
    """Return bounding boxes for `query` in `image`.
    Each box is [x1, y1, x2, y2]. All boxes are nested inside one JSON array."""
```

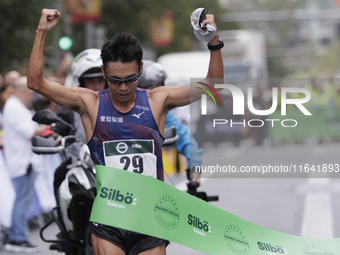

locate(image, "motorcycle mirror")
[[32, 109, 75, 131], [32, 109, 59, 125]]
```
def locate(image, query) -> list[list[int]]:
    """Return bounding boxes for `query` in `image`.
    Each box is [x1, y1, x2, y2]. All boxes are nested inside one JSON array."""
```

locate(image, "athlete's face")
[[102, 60, 143, 104]]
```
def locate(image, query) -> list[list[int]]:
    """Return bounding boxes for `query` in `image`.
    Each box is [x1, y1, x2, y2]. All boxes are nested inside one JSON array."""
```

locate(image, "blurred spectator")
[[1, 71, 19, 111], [3, 76, 46, 253], [0, 143, 15, 230], [33, 96, 57, 113], [53, 53, 73, 85], [4, 71, 20, 87], [0, 83, 14, 148], [0, 83, 15, 111], [304, 77, 333, 110], [323, 74, 340, 108], [0, 73, 4, 87], [242, 82, 271, 145], [332, 83, 340, 108], [0, 94, 15, 231], [29, 97, 61, 219]]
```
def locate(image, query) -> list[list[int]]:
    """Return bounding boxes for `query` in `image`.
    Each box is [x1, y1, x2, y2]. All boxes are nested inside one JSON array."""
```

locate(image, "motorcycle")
[[32, 109, 95, 255]]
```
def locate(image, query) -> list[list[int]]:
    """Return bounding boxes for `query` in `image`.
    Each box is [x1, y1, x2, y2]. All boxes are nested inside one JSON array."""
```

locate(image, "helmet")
[[138, 60, 166, 89], [65, 49, 103, 87]]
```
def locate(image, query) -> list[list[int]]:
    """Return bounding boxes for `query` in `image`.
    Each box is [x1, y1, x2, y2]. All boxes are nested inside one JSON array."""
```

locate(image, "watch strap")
[[207, 39, 224, 51]]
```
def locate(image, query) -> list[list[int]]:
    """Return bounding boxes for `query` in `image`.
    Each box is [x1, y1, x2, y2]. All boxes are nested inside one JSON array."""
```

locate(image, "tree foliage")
[[0, 0, 54, 74], [234, 0, 308, 77], [0, 0, 238, 74], [101, 0, 237, 56], [70, 0, 238, 58]]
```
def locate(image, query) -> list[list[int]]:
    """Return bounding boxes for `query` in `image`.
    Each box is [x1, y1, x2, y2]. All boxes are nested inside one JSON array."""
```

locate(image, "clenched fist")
[[37, 9, 61, 32]]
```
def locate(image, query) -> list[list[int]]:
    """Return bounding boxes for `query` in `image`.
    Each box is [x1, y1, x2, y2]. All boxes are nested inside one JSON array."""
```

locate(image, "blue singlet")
[[87, 88, 165, 181]]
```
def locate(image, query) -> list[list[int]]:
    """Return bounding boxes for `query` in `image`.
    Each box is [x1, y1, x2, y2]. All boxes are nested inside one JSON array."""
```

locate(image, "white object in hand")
[[190, 7, 216, 42]]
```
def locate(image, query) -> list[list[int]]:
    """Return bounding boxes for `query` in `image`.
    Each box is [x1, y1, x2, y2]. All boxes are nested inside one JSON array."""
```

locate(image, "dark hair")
[[33, 97, 52, 112], [101, 33, 143, 68], [0, 83, 9, 94]]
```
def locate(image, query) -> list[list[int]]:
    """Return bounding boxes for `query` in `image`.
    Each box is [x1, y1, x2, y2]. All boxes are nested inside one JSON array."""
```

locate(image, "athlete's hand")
[[201, 14, 217, 31], [37, 9, 61, 32], [201, 14, 220, 45]]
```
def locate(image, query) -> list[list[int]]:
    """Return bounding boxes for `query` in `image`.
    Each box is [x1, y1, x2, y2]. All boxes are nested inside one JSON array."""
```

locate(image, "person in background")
[[304, 77, 333, 110], [53, 53, 73, 85], [0, 73, 4, 87], [3, 76, 46, 253], [0, 82, 15, 149], [1, 70, 19, 111], [0, 83, 14, 111], [4, 71, 20, 87], [241, 82, 271, 146]]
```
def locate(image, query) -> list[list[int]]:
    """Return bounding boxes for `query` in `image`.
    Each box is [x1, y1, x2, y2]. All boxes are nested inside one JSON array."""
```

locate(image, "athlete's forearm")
[[28, 9, 60, 92], [206, 33, 224, 79], [27, 29, 48, 92], [188, 34, 224, 105]]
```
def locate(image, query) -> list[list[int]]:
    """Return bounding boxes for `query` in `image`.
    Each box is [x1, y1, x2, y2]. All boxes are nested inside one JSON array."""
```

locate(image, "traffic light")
[[59, 36, 73, 50]]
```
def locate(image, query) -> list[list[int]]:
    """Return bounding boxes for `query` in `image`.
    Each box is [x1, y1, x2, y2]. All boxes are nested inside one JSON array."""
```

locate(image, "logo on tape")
[[188, 214, 211, 236], [258, 242, 288, 254], [303, 244, 334, 255], [100, 187, 137, 209], [224, 225, 250, 255], [154, 195, 180, 230]]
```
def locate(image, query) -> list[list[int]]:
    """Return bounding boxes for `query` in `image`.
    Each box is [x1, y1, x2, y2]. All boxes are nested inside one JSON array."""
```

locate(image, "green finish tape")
[[90, 165, 340, 255]]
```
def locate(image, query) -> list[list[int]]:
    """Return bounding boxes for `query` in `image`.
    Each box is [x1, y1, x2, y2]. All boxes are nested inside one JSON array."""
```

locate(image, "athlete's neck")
[[109, 90, 136, 113]]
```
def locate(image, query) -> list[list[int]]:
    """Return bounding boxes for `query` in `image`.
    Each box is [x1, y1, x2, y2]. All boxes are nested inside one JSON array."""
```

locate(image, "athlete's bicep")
[[166, 80, 220, 109], [164, 84, 191, 109], [37, 78, 87, 112]]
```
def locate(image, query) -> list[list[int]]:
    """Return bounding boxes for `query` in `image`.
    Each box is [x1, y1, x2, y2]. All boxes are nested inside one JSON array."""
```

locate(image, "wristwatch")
[[207, 39, 224, 51]]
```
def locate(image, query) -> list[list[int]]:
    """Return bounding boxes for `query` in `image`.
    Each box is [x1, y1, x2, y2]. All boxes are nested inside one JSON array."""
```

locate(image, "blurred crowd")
[[0, 54, 73, 241], [303, 76, 340, 110], [197, 76, 340, 149], [240, 76, 340, 146]]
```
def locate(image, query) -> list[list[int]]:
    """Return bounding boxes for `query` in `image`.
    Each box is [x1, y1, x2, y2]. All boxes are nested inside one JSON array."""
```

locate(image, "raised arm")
[[160, 14, 224, 109], [202, 15, 224, 80], [27, 9, 92, 114]]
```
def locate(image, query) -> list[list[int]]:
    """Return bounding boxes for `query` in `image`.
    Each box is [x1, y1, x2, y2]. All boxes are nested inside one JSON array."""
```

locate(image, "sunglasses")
[[103, 67, 140, 86]]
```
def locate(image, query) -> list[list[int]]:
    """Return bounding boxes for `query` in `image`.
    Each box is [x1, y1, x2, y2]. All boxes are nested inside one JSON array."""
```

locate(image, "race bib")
[[103, 140, 157, 178]]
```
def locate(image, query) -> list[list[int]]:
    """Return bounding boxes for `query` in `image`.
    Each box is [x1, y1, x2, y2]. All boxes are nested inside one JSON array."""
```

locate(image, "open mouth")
[[118, 93, 129, 99]]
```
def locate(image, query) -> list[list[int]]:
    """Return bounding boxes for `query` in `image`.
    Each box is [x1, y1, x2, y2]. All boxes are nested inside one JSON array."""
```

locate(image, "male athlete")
[[28, 9, 223, 255]]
